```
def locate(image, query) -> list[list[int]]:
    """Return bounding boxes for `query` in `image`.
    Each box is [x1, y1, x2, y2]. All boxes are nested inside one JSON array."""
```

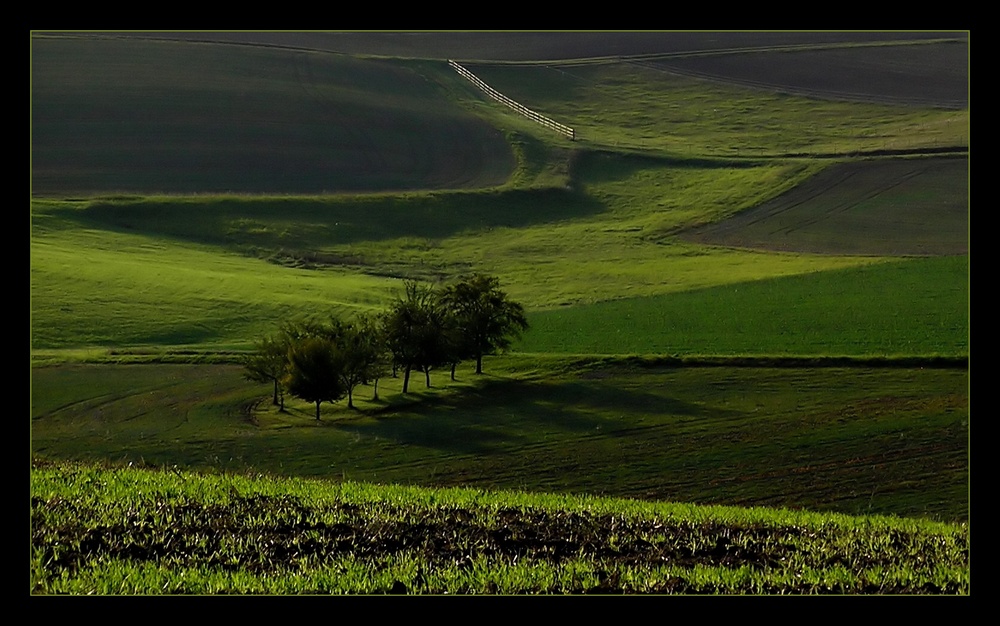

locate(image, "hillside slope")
[[31, 36, 515, 196]]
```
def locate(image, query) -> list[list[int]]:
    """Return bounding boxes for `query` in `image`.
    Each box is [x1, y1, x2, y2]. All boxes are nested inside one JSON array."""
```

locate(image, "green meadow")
[[30, 33, 969, 593], [520, 256, 969, 356]]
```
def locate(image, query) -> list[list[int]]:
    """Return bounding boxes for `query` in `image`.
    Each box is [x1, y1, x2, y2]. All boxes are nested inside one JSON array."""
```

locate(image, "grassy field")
[[463, 53, 967, 158], [30, 32, 969, 594], [33, 149, 967, 352], [645, 40, 968, 109], [518, 256, 969, 356], [31, 461, 969, 594], [31, 359, 968, 522]]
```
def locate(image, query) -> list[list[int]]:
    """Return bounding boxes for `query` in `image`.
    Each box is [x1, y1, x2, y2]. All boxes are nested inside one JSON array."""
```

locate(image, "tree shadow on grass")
[[65, 187, 609, 253], [330, 375, 749, 456]]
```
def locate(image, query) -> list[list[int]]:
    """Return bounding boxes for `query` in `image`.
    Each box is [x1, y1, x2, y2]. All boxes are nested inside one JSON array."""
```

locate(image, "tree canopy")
[[242, 333, 290, 410], [381, 282, 454, 393], [283, 335, 347, 421], [439, 274, 529, 375], [243, 275, 529, 416]]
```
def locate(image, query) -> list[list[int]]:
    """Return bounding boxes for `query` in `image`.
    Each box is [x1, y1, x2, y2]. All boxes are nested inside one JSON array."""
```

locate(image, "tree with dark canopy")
[[242, 333, 291, 410], [439, 274, 529, 375], [382, 282, 453, 392], [355, 312, 391, 401], [330, 318, 383, 409], [283, 335, 347, 421]]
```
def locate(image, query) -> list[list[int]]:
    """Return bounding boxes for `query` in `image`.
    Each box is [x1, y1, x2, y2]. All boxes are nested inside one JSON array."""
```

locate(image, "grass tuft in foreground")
[[31, 460, 969, 595]]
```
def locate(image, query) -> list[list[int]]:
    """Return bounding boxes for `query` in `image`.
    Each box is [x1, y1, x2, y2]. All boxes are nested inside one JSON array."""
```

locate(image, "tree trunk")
[[347, 388, 354, 409], [450, 362, 457, 381], [425, 366, 431, 388], [272, 379, 280, 405], [373, 377, 380, 401], [403, 365, 411, 393], [315, 401, 321, 421], [476, 352, 483, 375]]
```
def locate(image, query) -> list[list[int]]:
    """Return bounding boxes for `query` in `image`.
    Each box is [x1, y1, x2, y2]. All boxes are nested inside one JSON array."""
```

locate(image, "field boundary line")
[[449, 60, 575, 140]]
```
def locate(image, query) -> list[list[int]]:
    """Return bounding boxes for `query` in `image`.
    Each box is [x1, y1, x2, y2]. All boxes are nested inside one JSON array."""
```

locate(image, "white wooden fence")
[[449, 60, 575, 141]]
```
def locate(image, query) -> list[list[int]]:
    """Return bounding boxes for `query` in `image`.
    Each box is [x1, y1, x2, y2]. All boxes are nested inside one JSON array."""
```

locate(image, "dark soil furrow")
[[33, 494, 965, 580]]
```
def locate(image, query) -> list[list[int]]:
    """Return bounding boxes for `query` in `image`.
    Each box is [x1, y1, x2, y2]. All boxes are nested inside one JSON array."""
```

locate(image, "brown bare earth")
[[681, 156, 969, 256]]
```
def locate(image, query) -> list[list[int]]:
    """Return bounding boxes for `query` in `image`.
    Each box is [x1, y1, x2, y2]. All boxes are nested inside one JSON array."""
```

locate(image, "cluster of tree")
[[243, 275, 529, 421]]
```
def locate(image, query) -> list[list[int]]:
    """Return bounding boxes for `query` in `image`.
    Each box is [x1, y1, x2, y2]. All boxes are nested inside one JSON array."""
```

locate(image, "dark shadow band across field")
[[30, 361, 969, 522], [328, 377, 736, 457], [51, 187, 607, 256], [101, 31, 965, 64]]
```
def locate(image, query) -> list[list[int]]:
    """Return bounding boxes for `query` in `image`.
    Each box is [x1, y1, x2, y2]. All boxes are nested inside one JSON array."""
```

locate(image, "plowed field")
[[681, 157, 968, 256]]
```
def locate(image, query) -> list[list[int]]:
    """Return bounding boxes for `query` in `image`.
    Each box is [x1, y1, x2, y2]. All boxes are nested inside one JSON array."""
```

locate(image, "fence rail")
[[450, 60, 575, 140]]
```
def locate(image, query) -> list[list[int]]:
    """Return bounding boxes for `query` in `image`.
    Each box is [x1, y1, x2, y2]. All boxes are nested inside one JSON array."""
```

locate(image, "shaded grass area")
[[31, 38, 515, 195], [31, 461, 970, 594], [517, 256, 969, 357], [31, 35, 969, 199], [31, 361, 969, 522], [59, 187, 606, 251]]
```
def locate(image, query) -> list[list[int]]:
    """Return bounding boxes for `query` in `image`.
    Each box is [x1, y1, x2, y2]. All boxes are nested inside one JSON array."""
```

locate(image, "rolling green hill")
[[31, 37, 516, 195], [30, 32, 970, 569]]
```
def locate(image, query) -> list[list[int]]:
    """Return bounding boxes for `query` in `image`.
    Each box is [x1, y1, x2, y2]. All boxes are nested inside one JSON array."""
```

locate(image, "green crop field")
[[31, 462, 969, 594], [519, 256, 969, 356], [30, 31, 969, 594]]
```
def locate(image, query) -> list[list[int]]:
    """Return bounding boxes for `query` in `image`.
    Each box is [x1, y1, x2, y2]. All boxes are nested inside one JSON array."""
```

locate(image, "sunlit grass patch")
[[31, 461, 970, 594]]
